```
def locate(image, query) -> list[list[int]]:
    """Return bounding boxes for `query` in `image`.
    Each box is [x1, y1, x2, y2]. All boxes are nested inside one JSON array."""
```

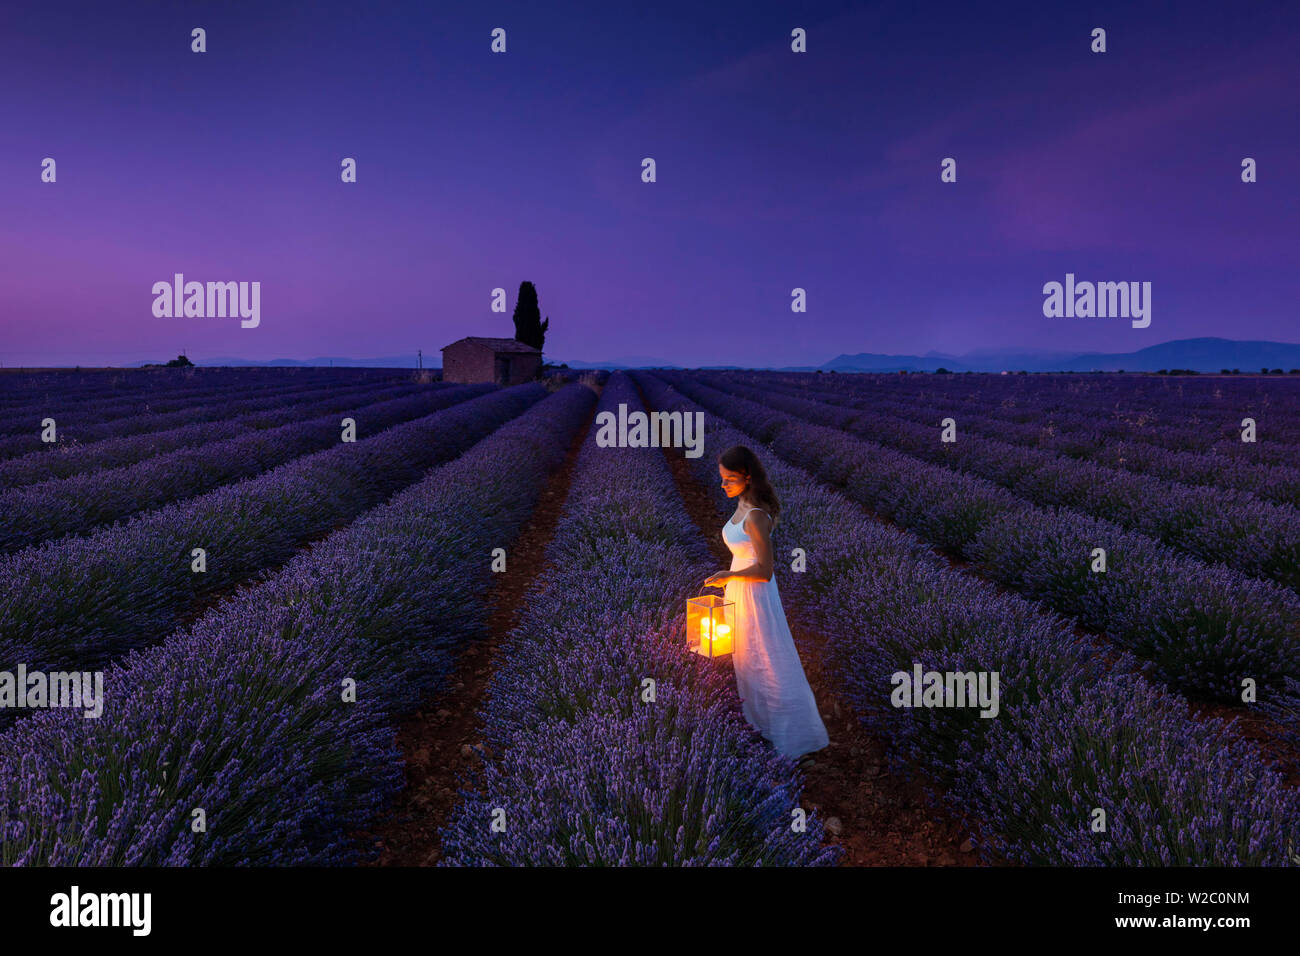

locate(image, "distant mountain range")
[[130, 337, 1300, 373], [818, 338, 1300, 373]]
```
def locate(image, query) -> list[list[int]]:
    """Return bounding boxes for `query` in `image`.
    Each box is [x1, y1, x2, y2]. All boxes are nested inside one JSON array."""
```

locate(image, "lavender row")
[[0, 378, 425, 488], [703, 374, 1300, 593], [0, 366, 401, 408], [0, 373, 431, 462], [0, 370, 375, 439], [658, 372, 1300, 705], [438, 372, 840, 866], [0, 384, 548, 686], [637, 372, 1299, 865], [747, 374, 1300, 506], [0, 384, 491, 552], [933, 383, 1298, 502], [742, 369, 1300, 428], [0, 366, 365, 411], [0, 383, 594, 865], [737, 370, 1300, 466]]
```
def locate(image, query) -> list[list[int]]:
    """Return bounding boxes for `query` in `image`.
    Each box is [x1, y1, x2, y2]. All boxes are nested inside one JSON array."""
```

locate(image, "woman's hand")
[[703, 572, 731, 588]]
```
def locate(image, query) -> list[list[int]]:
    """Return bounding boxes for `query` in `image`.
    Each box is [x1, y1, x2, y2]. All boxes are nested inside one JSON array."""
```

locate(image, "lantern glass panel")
[[687, 595, 735, 658]]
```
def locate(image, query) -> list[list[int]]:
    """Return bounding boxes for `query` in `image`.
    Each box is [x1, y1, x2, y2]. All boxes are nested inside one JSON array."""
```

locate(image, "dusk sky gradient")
[[2, 0, 1297, 367]]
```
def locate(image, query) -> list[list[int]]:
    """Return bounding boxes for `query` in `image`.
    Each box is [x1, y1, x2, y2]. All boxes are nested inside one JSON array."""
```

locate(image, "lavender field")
[[1, 366, 1298, 866]]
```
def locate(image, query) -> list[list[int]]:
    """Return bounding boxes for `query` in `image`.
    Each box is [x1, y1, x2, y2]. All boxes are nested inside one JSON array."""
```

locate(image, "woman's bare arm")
[[727, 510, 774, 582]]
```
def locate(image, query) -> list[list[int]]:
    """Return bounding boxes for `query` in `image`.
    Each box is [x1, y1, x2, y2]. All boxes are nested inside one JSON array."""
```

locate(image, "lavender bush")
[[0, 383, 593, 865], [0, 384, 546, 685], [0, 377, 427, 488], [0, 370, 403, 460], [635, 371, 1300, 865], [0, 384, 489, 550], [759, 376, 1300, 508], [0, 370, 359, 444], [955, 671, 1300, 865], [714, 369, 1300, 459]]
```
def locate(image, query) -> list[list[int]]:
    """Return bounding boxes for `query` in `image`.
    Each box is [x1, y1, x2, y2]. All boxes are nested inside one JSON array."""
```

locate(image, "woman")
[[703, 445, 829, 763]]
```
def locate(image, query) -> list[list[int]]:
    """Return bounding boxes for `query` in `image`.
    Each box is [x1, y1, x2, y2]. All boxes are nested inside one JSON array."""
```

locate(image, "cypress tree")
[[512, 281, 549, 351]]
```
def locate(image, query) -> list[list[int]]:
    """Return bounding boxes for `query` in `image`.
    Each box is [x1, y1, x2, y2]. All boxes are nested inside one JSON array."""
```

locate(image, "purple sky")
[[1, 0, 1297, 368]]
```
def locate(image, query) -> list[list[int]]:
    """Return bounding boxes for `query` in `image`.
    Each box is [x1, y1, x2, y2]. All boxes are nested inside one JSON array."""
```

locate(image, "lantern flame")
[[697, 616, 733, 655]]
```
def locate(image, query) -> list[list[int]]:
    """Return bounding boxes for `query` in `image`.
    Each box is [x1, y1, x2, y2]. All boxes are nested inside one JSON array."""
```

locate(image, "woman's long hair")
[[718, 445, 781, 529]]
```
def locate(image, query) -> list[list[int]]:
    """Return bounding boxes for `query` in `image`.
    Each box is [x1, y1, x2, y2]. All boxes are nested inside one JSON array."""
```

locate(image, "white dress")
[[722, 508, 829, 759]]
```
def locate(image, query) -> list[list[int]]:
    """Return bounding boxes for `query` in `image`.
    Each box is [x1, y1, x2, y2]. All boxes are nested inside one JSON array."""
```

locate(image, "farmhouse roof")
[[442, 336, 541, 354]]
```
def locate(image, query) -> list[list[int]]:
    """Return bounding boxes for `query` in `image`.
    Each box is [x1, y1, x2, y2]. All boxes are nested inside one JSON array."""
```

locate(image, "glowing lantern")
[[687, 595, 734, 658]]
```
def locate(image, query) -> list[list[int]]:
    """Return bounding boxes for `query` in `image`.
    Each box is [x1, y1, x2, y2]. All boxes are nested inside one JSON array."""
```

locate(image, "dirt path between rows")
[[634, 378, 993, 867], [358, 387, 601, 866]]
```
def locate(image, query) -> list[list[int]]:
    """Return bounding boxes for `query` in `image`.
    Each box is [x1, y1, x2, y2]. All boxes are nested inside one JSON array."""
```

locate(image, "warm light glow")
[[687, 595, 735, 658], [698, 616, 733, 655]]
